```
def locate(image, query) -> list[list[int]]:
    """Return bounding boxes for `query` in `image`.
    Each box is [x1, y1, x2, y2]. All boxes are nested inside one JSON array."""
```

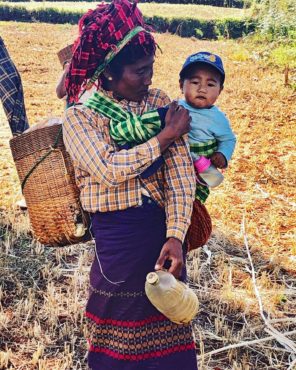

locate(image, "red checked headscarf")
[[66, 0, 155, 103]]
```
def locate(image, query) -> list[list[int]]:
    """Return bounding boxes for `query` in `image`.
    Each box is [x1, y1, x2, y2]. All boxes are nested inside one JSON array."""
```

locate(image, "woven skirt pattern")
[[86, 197, 198, 370]]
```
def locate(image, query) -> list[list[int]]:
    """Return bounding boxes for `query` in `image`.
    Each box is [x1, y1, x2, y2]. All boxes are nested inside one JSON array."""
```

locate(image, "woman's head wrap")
[[66, 0, 155, 103]]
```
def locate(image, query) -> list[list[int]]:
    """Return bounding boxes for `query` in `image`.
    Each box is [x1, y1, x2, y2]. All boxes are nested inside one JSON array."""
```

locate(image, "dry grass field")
[[0, 21, 296, 369]]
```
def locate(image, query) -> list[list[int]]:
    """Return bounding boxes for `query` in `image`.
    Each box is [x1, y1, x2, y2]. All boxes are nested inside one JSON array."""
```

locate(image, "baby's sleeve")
[[214, 112, 237, 165]]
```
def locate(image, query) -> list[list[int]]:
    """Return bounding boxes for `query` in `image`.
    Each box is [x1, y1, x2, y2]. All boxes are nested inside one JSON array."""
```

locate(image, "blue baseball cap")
[[179, 51, 225, 84]]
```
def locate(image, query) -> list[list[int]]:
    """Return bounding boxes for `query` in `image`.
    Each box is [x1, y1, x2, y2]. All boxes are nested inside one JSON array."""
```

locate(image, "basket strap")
[[21, 126, 63, 192]]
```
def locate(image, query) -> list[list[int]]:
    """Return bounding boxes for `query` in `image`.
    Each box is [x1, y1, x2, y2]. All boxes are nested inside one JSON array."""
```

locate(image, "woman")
[[63, 1, 197, 369]]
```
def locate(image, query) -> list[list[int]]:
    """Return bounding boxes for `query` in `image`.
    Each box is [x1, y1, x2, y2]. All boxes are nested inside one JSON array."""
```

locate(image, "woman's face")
[[110, 54, 155, 102]]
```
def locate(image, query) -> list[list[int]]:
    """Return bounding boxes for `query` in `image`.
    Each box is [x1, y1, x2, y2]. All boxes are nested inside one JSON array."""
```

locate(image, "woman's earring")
[[108, 76, 113, 81]]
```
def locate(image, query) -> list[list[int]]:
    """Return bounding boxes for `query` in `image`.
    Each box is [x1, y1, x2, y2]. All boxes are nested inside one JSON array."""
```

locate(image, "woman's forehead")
[[127, 54, 155, 70]]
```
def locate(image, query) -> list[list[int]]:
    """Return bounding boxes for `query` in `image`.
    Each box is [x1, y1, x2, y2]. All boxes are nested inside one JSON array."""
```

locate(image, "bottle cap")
[[194, 156, 211, 173], [146, 272, 159, 285]]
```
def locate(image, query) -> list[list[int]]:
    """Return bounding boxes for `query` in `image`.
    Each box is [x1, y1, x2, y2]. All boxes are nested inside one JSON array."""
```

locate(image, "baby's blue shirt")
[[178, 99, 236, 163]]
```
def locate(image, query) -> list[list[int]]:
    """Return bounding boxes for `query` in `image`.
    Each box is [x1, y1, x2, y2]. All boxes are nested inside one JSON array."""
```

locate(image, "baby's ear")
[[179, 79, 184, 92]]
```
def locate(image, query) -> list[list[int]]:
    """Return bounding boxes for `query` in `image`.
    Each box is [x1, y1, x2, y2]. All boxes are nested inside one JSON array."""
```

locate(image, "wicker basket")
[[10, 121, 91, 246], [57, 44, 74, 67]]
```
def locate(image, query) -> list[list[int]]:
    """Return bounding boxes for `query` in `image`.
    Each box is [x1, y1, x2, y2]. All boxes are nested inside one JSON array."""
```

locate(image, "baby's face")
[[180, 64, 222, 109]]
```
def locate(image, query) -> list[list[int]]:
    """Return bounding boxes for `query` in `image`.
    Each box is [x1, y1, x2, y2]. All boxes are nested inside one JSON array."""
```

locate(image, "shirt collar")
[[101, 88, 147, 110]]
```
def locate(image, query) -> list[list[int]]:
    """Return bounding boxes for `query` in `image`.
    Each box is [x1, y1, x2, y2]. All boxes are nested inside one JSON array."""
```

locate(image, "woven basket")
[[57, 44, 74, 67], [10, 122, 91, 246], [186, 199, 212, 252]]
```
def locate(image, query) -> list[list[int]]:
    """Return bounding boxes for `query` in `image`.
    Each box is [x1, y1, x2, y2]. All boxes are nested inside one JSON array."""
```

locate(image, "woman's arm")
[[162, 137, 196, 244], [154, 136, 196, 277], [56, 62, 69, 99], [63, 105, 190, 188]]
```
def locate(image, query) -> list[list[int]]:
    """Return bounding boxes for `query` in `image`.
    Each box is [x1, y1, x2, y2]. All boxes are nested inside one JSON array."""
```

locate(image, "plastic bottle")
[[193, 155, 224, 188], [145, 270, 199, 324]]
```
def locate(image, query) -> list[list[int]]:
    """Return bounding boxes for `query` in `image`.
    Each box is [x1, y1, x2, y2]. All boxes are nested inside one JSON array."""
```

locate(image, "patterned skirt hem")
[[88, 343, 196, 361], [85, 311, 196, 362]]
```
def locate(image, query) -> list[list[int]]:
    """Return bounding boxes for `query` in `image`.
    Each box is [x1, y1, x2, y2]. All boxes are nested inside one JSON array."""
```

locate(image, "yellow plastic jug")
[[145, 270, 199, 324]]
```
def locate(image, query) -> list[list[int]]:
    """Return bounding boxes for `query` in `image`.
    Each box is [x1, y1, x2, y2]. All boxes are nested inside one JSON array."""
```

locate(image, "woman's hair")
[[66, 0, 156, 102]]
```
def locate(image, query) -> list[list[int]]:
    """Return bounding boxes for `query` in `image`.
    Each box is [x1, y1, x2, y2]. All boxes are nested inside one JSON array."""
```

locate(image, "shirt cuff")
[[146, 136, 161, 161], [166, 222, 189, 244]]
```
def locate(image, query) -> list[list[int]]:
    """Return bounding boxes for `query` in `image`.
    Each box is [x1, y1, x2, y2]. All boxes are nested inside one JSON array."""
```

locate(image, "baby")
[[155, 51, 236, 204], [176, 51, 236, 202]]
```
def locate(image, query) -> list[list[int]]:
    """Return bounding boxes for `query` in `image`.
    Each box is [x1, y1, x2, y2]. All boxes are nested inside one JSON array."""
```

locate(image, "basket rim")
[[57, 43, 74, 66], [10, 123, 63, 161]]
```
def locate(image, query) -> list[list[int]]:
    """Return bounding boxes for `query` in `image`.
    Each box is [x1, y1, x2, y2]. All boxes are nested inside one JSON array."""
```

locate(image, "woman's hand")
[[154, 237, 183, 278], [157, 101, 191, 153], [164, 101, 191, 139]]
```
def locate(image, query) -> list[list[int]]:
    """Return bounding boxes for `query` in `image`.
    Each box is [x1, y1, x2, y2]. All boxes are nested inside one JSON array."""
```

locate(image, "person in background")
[[62, 1, 198, 369], [0, 37, 29, 136], [0, 37, 29, 210]]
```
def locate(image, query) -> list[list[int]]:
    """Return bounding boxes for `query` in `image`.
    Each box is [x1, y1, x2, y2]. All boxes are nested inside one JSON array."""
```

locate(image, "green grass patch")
[[231, 32, 296, 71], [270, 45, 296, 68], [229, 44, 251, 62]]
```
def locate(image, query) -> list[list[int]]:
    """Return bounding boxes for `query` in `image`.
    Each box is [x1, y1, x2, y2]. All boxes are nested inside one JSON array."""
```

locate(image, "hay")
[[187, 234, 296, 369]]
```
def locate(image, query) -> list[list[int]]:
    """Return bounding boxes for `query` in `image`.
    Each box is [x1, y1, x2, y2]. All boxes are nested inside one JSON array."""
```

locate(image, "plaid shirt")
[[63, 88, 195, 242], [0, 37, 29, 135]]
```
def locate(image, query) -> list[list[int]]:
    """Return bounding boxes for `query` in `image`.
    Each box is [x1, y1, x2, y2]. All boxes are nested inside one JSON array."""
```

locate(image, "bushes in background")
[[0, 4, 256, 39], [0, 5, 82, 23], [136, 0, 250, 8], [146, 15, 256, 38], [0, 0, 252, 8], [252, 0, 296, 40]]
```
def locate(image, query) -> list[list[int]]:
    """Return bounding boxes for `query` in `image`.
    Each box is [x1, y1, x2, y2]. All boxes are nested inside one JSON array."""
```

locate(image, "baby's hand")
[[210, 152, 227, 169]]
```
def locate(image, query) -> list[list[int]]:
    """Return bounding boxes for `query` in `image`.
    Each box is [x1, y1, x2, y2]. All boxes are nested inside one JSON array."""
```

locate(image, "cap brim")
[[180, 60, 225, 82]]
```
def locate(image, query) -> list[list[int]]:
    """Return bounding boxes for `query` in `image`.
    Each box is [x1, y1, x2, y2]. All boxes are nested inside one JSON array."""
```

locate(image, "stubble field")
[[0, 21, 296, 369]]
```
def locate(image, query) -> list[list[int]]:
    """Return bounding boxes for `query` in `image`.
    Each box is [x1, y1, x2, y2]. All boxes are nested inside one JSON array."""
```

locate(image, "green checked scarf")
[[84, 91, 162, 146], [84, 91, 217, 203]]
